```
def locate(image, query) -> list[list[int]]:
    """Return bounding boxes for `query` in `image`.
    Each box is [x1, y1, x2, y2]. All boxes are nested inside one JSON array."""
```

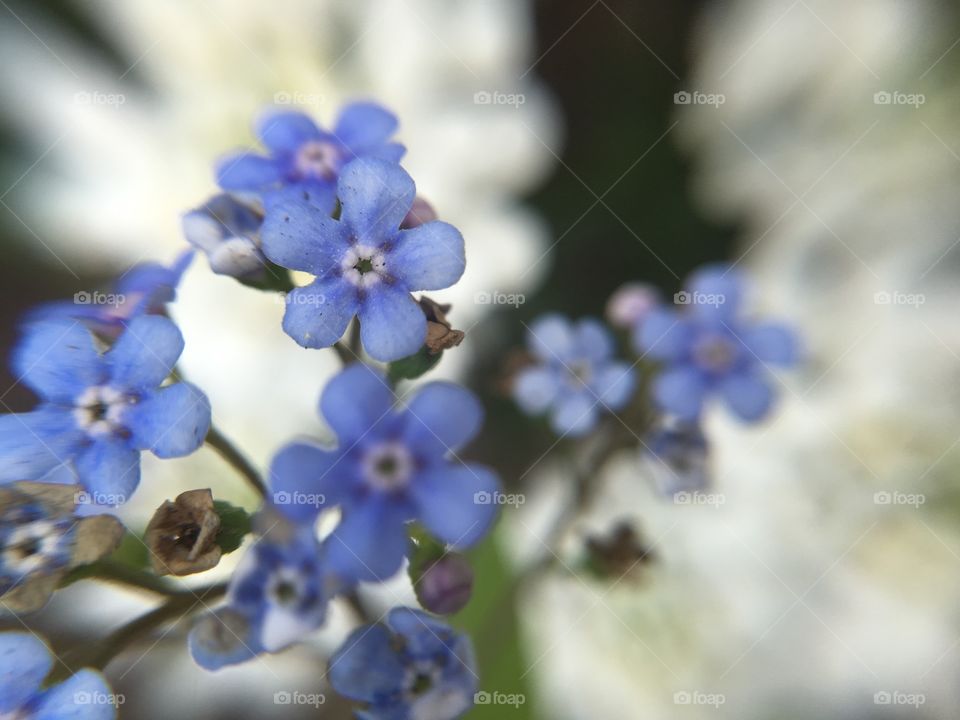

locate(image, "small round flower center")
[[294, 140, 341, 180], [362, 442, 414, 491], [693, 336, 736, 373], [342, 245, 387, 289], [73, 386, 129, 437], [566, 360, 593, 387], [404, 661, 442, 699], [267, 569, 305, 607], [2, 521, 62, 576]]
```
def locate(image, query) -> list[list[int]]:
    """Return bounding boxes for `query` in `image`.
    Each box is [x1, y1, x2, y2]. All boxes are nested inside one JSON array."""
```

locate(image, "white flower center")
[[341, 244, 387, 289], [294, 140, 341, 180], [73, 385, 129, 436], [362, 442, 414, 491], [267, 568, 306, 608], [3, 521, 62, 575]]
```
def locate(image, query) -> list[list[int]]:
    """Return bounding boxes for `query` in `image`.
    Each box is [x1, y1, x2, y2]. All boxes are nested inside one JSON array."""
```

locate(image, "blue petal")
[[527, 314, 575, 363], [412, 464, 499, 548], [364, 142, 406, 163], [326, 499, 410, 583], [328, 623, 405, 702], [684, 263, 743, 321], [32, 670, 114, 720], [334, 102, 399, 152], [261, 193, 350, 274], [590, 361, 636, 409], [401, 382, 483, 459], [263, 182, 337, 217], [126, 383, 211, 459], [0, 632, 51, 713], [549, 392, 598, 437], [719, 372, 775, 422], [513, 366, 561, 414], [12, 321, 104, 404], [358, 283, 426, 362], [389, 222, 465, 291], [320, 364, 394, 443], [216, 152, 283, 192], [188, 607, 264, 671], [107, 316, 183, 392], [652, 366, 708, 421], [338, 159, 415, 240], [255, 110, 321, 153], [74, 439, 140, 504], [634, 307, 693, 361], [281, 277, 359, 349], [0, 408, 83, 484], [268, 442, 346, 522], [573, 318, 614, 363], [743, 322, 799, 367]]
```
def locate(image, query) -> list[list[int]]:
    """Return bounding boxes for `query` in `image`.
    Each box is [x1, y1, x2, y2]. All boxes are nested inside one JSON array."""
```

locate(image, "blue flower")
[[182, 193, 267, 280], [189, 524, 341, 670], [268, 364, 499, 583], [261, 158, 465, 361], [216, 102, 405, 208], [512, 315, 637, 436], [0, 631, 115, 719], [25, 251, 194, 340], [635, 264, 799, 422], [329, 607, 477, 720], [0, 316, 211, 504]]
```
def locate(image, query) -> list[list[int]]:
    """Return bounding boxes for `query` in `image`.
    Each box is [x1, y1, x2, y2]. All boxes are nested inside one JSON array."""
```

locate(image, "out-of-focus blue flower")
[[216, 102, 404, 208], [645, 420, 710, 497], [261, 158, 465, 361], [268, 364, 498, 583], [182, 193, 267, 280], [0, 631, 115, 719], [189, 525, 342, 670], [26, 251, 194, 341], [635, 264, 799, 422], [0, 498, 74, 596], [512, 315, 636, 437], [0, 316, 211, 504], [329, 607, 477, 720]]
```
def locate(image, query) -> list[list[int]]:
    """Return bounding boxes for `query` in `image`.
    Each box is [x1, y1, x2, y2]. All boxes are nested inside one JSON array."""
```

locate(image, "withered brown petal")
[[145, 489, 222, 576]]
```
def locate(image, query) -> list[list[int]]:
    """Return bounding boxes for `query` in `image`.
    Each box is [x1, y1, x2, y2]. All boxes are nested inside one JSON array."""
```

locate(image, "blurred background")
[[2, 0, 960, 718]]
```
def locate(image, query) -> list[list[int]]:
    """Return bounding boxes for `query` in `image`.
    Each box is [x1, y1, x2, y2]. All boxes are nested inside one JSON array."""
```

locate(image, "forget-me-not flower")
[[268, 363, 499, 583], [329, 607, 477, 720], [0, 631, 115, 719], [0, 316, 211, 504], [261, 158, 465, 361], [182, 193, 267, 280], [635, 264, 799, 422], [216, 102, 404, 209], [512, 314, 636, 436]]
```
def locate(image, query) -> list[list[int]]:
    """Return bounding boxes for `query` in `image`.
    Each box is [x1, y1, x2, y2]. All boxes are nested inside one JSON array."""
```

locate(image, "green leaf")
[[213, 500, 252, 554], [387, 346, 442, 383]]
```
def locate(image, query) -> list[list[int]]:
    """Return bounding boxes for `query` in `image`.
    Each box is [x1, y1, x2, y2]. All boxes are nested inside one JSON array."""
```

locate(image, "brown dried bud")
[[419, 296, 465, 354], [145, 489, 222, 576], [584, 521, 655, 579]]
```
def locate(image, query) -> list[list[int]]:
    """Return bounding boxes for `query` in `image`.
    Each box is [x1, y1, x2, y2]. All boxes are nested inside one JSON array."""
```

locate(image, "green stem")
[[205, 424, 267, 498], [54, 582, 228, 679], [65, 559, 178, 597]]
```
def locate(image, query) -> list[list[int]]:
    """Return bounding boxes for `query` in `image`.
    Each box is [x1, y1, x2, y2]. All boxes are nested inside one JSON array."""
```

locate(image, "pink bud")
[[401, 197, 438, 229], [414, 553, 474, 615], [606, 283, 659, 328]]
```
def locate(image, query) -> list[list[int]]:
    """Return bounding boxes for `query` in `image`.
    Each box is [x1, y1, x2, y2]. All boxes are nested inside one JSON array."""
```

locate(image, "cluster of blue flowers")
[[0, 96, 801, 720]]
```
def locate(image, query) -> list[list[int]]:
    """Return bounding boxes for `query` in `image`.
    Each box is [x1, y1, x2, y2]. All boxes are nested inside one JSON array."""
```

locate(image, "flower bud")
[[413, 552, 474, 615], [400, 197, 438, 229], [145, 489, 222, 576], [606, 282, 659, 328]]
